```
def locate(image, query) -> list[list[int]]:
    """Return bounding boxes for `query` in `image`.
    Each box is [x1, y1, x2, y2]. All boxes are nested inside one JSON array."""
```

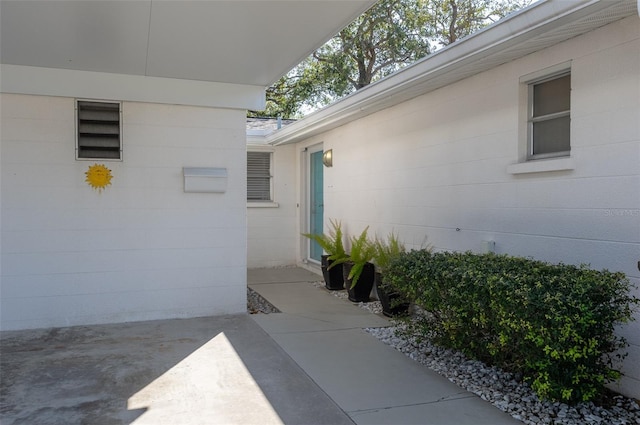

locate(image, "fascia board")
[[0, 65, 266, 110]]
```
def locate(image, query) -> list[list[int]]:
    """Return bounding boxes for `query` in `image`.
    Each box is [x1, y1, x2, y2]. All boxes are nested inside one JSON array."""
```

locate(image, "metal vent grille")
[[77, 101, 121, 160]]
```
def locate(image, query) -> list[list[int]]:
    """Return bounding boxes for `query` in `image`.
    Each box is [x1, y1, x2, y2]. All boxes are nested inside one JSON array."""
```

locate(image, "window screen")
[[529, 74, 570, 158]]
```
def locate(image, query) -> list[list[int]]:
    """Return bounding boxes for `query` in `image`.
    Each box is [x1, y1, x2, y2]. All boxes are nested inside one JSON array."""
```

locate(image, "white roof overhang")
[[267, 0, 639, 145], [0, 0, 376, 109]]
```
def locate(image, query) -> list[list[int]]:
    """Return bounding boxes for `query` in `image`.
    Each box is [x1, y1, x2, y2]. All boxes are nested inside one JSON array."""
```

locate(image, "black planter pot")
[[375, 272, 410, 317], [343, 262, 375, 302], [321, 255, 344, 290]]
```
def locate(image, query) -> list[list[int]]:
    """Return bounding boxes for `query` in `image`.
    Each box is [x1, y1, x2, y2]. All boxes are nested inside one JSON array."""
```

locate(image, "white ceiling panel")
[[0, 0, 375, 87], [1, 1, 152, 75]]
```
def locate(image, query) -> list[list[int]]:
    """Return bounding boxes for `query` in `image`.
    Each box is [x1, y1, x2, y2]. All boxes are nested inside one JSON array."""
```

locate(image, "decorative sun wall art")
[[85, 163, 113, 192]]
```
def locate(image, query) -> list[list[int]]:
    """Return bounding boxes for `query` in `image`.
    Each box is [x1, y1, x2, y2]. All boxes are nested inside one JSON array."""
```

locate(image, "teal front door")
[[309, 150, 324, 262]]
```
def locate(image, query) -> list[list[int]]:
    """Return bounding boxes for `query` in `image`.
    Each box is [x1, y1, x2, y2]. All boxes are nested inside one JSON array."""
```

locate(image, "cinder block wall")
[[295, 16, 640, 398], [1, 94, 248, 330], [247, 143, 299, 268]]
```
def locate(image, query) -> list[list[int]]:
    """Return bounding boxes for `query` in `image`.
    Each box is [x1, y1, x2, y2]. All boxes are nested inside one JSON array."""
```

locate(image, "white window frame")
[[75, 99, 123, 161], [509, 62, 574, 175], [247, 147, 278, 207]]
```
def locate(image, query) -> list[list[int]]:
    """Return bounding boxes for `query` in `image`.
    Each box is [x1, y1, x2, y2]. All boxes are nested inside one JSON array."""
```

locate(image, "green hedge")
[[385, 250, 639, 403]]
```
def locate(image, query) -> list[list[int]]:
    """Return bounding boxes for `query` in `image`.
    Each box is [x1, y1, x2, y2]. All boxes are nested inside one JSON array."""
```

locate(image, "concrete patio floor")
[[0, 310, 351, 424], [1, 267, 521, 424]]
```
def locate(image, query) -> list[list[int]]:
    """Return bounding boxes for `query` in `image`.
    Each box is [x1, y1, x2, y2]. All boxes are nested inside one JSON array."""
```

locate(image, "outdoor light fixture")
[[322, 149, 333, 167]]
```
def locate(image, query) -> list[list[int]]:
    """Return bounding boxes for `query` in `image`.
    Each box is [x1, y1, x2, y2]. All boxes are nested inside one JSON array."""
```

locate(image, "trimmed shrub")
[[385, 250, 639, 404]]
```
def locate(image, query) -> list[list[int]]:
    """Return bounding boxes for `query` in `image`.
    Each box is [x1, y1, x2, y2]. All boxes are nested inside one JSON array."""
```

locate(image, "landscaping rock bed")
[[367, 324, 640, 425], [311, 280, 383, 314], [247, 287, 280, 314]]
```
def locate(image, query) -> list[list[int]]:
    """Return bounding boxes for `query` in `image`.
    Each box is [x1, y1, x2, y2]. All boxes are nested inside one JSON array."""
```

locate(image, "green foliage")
[[322, 0, 431, 90], [373, 232, 411, 312], [302, 219, 347, 264], [386, 250, 639, 404], [372, 232, 406, 274], [254, 0, 534, 117], [343, 227, 377, 289], [421, 0, 534, 47]]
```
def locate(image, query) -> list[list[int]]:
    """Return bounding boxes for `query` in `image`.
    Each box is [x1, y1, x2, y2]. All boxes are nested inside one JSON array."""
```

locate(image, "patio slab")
[[0, 314, 352, 425], [248, 267, 323, 285]]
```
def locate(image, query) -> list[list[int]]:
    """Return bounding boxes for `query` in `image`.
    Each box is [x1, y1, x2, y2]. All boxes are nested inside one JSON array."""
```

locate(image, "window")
[[247, 151, 272, 202], [76, 100, 122, 160], [528, 73, 570, 159]]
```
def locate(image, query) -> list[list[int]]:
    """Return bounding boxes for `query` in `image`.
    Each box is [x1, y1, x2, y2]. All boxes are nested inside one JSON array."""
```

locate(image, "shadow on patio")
[[0, 314, 350, 425]]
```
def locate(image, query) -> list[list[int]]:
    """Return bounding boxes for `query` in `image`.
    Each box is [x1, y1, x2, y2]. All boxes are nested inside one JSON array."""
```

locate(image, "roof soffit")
[[0, 0, 376, 87]]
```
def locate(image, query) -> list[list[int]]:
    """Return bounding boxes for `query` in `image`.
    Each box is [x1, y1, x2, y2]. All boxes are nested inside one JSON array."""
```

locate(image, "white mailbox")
[[183, 167, 227, 193]]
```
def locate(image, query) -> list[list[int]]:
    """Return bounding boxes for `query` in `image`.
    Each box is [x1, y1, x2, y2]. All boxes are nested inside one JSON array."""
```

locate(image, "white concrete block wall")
[[295, 17, 640, 398], [247, 143, 298, 268], [1, 94, 248, 330]]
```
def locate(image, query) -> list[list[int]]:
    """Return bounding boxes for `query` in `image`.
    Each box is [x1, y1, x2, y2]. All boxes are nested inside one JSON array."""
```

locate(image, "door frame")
[[302, 143, 324, 265]]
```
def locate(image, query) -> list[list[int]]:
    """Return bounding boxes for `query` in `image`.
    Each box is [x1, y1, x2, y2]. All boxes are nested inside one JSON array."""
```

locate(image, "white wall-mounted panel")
[[183, 168, 228, 193]]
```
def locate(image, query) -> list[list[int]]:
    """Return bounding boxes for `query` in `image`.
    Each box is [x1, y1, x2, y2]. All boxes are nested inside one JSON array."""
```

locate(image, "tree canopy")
[[250, 0, 534, 119]]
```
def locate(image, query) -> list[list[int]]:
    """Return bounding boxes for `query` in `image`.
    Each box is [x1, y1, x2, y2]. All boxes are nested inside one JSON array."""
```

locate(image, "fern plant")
[[344, 226, 376, 289], [302, 218, 347, 265], [372, 232, 406, 275]]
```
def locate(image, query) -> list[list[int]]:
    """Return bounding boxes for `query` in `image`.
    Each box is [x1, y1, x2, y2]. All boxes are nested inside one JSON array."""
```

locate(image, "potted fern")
[[373, 232, 410, 317], [302, 219, 347, 290], [342, 227, 376, 302]]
